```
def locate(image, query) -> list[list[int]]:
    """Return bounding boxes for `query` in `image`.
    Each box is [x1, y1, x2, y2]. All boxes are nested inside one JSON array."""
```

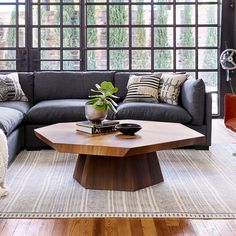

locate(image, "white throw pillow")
[[160, 73, 188, 105], [0, 73, 28, 102]]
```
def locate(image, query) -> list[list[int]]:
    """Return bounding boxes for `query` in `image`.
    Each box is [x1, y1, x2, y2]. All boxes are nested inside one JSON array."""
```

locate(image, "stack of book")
[[76, 120, 119, 134]]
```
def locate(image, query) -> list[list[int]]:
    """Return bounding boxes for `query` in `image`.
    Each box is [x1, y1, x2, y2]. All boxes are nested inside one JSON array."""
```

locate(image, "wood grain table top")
[[35, 120, 205, 157]]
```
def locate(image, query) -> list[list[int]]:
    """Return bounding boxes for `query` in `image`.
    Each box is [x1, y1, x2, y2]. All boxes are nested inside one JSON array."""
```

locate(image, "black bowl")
[[115, 123, 142, 135]]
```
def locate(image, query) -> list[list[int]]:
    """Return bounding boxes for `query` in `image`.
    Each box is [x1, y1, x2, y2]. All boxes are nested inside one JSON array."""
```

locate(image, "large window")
[[0, 0, 220, 114], [0, 0, 27, 71], [32, 0, 81, 70]]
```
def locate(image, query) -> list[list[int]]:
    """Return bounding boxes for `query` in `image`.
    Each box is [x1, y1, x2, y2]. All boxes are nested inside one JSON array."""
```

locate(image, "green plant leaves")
[[99, 81, 118, 94], [88, 81, 119, 113]]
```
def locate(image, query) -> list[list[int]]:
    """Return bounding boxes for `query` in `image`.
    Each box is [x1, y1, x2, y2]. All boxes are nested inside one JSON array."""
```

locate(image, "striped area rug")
[[1, 144, 236, 219]]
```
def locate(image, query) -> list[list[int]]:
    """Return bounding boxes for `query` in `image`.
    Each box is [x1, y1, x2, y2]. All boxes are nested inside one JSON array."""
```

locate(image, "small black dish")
[[115, 123, 142, 135]]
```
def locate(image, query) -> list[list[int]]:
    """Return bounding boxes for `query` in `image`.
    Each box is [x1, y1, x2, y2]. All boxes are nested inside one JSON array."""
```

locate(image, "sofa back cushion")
[[181, 78, 205, 125], [34, 71, 115, 103], [18, 73, 34, 103]]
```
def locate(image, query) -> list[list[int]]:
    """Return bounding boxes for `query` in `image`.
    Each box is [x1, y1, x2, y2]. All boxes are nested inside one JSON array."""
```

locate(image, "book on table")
[[76, 120, 119, 134]]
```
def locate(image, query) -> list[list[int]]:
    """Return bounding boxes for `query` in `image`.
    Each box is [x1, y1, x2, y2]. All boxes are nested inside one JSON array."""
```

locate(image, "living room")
[[0, 0, 236, 235]]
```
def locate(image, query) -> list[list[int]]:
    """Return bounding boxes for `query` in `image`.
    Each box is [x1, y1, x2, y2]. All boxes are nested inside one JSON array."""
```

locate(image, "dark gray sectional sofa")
[[0, 71, 212, 163]]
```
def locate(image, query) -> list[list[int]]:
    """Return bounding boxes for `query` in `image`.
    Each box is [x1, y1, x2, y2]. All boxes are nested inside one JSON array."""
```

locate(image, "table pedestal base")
[[73, 152, 163, 191]]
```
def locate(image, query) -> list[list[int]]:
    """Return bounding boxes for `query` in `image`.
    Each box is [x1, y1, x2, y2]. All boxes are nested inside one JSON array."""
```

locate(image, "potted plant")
[[85, 81, 119, 123]]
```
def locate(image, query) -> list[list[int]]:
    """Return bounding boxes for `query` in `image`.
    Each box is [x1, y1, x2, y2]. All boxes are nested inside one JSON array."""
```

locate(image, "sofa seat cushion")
[[0, 101, 32, 114], [26, 99, 90, 124], [115, 102, 192, 124], [0, 107, 24, 136]]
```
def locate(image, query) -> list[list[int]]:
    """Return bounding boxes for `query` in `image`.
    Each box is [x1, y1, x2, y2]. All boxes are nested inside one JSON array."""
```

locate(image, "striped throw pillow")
[[0, 73, 28, 102], [124, 73, 162, 103]]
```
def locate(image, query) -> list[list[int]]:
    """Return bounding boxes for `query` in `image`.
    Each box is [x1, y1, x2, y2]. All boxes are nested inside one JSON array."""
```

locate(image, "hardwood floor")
[[1, 218, 236, 236], [1, 119, 236, 236]]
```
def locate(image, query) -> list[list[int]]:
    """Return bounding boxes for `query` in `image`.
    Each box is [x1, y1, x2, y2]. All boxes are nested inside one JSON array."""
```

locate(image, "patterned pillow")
[[160, 73, 188, 105], [0, 73, 28, 102], [124, 73, 162, 103]]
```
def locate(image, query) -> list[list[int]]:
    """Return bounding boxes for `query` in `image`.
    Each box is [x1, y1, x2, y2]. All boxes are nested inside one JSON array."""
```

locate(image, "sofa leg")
[[194, 145, 209, 150]]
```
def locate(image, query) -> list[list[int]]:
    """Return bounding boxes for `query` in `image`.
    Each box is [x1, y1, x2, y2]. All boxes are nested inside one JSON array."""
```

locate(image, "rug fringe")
[[0, 212, 235, 219]]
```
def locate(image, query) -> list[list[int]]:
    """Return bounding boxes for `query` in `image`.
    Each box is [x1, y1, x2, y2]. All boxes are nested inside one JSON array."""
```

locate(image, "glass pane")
[[176, 5, 195, 24], [63, 50, 80, 60], [198, 5, 217, 24], [19, 5, 25, 25], [199, 0, 217, 2], [154, 50, 173, 70], [109, 5, 128, 25], [186, 71, 195, 79], [0, 61, 16, 70], [132, 28, 151, 47], [132, 50, 151, 70], [198, 72, 218, 92], [63, 5, 80, 25], [63, 28, 80, 47], [0, 5, 16, 25], [63, 0, 80, 2], [63, 61, 80, 70], [87, 0, 106, 2], [19, 27, 25, 47], [176, 50, 195, 69], [87, 28, 107, 48], [198, 49, 217, 70], [41, 28, 60, 47], [41, 50, 60, 59], [211, 93, 218, 114], [32, 28, 38, 47], [110, 50, 129, 70], [0, 50, 16, 59], [87, 5, 106, 25], [0, 27, 16, 47], [108, 0, 128, 2], [176, 0, 194, 2], [40, 5, 60, 25], [154, 27, 173, 47], [154, 0, 173, 2], [131, 5, 151, 25], [132, 0, 151, 2], [0, 0, 25, 1], [109, 28, 128, 47], [41, 0, 60, 2], [176, 27, 195, 47], [87, 50, 107, 70], [198, 27, 217, 47], [32, 5, 38, 25], [154, 5, 173, 25], [41, 61, 60, 70]]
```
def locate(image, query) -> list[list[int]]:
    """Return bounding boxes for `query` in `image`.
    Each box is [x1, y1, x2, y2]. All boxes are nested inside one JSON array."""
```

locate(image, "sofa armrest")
[[181, 78, 205, 125], [204, 92, 212, 146]]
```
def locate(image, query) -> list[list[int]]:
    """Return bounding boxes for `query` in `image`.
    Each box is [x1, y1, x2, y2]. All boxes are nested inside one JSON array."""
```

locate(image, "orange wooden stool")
[[224, 93, 236, 132], [224, 93, 236, 155]]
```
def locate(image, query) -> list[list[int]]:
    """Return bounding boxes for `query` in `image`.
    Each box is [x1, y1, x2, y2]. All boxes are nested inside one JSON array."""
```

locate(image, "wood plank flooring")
[[1, 218, 236, 236], [1, 119, 236, 236]]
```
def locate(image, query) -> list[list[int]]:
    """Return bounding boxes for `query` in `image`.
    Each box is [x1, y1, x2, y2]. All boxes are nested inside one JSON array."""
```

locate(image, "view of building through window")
[[0, 0, 220, 114]]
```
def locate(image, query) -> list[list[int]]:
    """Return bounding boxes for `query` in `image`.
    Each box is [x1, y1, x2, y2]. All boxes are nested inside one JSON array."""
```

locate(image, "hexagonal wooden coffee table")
[[34, 120, 205, 191]]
